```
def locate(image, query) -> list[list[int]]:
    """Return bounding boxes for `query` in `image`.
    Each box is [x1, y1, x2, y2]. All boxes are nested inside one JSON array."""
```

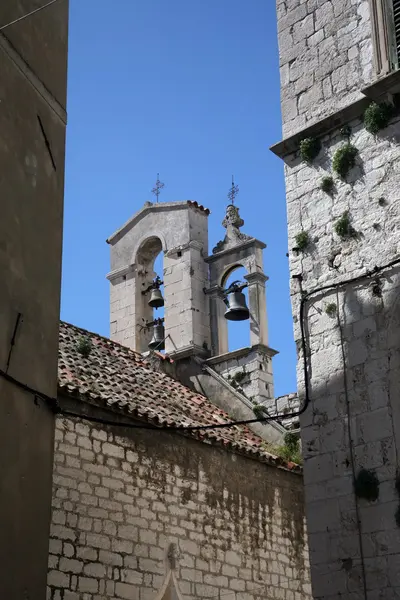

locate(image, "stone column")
[[207, 285, 228, 356], [244, 272, 269, 347]]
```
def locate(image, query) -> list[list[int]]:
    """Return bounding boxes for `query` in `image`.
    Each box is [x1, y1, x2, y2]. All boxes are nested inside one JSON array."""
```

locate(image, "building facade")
[[47, 321, 311, 600], [274, 0, 400, 598], [0, 2, 68, 598]]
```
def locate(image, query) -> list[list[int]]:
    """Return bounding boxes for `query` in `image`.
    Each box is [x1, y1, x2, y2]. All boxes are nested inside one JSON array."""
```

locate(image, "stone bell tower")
[[205, 203, 278, 411], [106, 200, 211, 357], [106, 195, 278, 415]]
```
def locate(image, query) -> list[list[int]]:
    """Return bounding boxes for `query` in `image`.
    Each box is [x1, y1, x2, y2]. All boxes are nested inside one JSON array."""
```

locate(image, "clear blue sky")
[[61, 0, 296, 397]]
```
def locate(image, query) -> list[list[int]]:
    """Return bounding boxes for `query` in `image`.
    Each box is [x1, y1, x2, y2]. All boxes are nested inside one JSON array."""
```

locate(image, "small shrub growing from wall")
[[334, 211, 356, 239], [340, 124, 351, 138], [325, 303, 337, 316], [332, 144, 358, 178], [320, 175, 334, 194], [364, 101, 392, 135], [299, 137, 321, 163], [253, 404, 266, 419], [354, 469, 379, 501], [262, 432, 303, 465], [295, 231, 310, 251]]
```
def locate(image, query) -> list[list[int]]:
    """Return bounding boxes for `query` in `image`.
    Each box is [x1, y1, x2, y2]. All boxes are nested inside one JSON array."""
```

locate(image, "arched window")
[[222, 264, 250, 351], [135, 236, 165, 352]]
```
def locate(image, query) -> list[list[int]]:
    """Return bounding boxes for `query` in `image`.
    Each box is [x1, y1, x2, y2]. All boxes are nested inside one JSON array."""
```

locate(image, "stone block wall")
[[275, 395, 300, 431], [208, 349, 275, 409], [284, 112, 400, 598], [277, 0, 374, 137], [47, 411, 311, 600]]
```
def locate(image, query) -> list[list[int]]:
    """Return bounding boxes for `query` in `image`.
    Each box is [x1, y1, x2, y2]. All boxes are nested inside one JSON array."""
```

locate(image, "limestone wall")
[[47, 412, 311, 600], [276, 0, 374, 137], [285, 112, 400, 598]]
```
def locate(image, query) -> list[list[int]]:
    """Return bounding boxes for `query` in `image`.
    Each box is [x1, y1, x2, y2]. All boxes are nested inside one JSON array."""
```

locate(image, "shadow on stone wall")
[[300, 262, 400, 598]]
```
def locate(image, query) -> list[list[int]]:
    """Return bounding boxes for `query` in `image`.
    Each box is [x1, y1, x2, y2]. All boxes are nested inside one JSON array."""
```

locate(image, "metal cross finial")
[[228, 175, 239, 205], [152, 173, 164, 203]]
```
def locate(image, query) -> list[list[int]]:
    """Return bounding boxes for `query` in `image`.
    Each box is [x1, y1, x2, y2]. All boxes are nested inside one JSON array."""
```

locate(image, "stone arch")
[[221, 263, 251, 351], [133, 232, 167, 267], [153, 571, 185, 600]]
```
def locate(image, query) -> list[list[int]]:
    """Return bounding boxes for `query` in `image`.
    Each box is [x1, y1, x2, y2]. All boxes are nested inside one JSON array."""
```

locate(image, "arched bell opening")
[[222, 265, 250, 352], [135, 236, 166, 352]]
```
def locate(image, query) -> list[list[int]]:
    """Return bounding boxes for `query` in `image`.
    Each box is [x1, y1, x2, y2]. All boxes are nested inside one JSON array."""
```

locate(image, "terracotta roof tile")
[[58, 321, 301, 474]]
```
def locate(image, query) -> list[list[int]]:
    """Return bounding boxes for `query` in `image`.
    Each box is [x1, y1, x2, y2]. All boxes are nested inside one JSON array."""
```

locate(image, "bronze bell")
[[148, 287, 164, 309], [224, 290, 250, 321], [148, 321, 165, 351]]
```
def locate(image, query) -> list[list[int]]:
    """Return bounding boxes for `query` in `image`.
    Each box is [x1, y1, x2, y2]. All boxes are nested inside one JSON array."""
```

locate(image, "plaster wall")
[[0, 1, 68, 597]]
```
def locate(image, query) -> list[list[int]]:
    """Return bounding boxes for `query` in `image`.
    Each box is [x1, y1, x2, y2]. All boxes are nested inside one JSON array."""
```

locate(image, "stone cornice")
[[244, 272, 268, 285], [106, 264, 135, 282], [270, 71, 400, 160], [206, 344, 278, 366], [165, 240, 203, 258], [205, 238, 266, 263], [167, 344, 210, 361], [270, 97, 370, 159]]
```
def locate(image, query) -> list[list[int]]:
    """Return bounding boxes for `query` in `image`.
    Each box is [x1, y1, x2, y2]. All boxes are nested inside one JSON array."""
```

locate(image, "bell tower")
[[106, 200, 211, 358], [106, 192, 278, 417], [205, 202, 278, 412]]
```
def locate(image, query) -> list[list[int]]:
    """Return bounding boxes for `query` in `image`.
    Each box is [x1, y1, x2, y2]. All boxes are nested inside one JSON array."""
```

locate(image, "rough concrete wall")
[[47, 413, 311, 600], [285, 113, 400, 598], [276, 0, 374, 137], [0, 2, 68, 598]]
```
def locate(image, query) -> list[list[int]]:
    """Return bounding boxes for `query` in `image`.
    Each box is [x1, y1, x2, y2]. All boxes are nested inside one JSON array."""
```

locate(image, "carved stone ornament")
[[212, 204, 252, 254]]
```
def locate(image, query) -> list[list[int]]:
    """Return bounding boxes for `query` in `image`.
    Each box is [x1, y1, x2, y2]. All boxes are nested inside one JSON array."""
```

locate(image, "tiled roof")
[[58, 322, 301, 473]]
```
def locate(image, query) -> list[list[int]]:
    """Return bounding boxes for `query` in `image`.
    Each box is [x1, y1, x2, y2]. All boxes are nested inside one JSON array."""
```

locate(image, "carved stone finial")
[[212, 204, 251, 254], [222, 204, 244, 229]]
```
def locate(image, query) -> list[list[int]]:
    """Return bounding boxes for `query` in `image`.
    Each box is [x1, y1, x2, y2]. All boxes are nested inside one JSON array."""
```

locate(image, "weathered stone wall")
[[284, 112, 400, 598], [208, 349, 274, 408], [47, 411, 311, 600], [277, 0, 374, 137]]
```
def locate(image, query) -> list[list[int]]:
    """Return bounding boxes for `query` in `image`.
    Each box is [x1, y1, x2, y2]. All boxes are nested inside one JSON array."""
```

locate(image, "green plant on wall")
[[253, 404, 266, 419], [354, 469, 379, 501], [232, 369, 247, 385], [320, 175, 334, 194], [325, 302, 337, 316], [332, 144, 358, 178], [364, 101, 392, 135], [76, 336, 92, 358], [334, 211, 356, 239], [299, 137, 321, 163], [262, 432, 303, 465], [340, 124, 351, 138], [295, 231, 310, 251]]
